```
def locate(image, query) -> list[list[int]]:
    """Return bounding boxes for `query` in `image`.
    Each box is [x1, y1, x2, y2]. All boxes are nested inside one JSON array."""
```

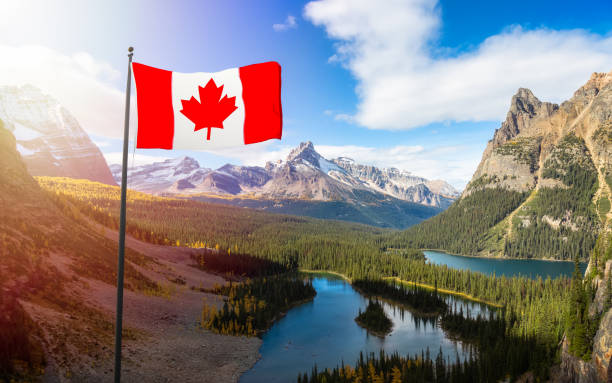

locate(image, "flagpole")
[[114, 46, 133, 383]]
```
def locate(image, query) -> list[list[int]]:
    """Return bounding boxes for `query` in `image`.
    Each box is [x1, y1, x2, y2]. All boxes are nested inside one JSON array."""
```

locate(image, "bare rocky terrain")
[[36, 224, 262, 383]]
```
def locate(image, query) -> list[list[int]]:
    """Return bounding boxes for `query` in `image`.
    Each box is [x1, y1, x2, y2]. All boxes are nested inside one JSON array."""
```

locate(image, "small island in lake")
[[355, 300, 393, 337], [353, 278, 447, 316]]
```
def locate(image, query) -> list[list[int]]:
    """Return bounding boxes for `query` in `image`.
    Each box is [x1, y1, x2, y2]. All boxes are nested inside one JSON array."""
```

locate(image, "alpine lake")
[[240, 251, 583, 382]]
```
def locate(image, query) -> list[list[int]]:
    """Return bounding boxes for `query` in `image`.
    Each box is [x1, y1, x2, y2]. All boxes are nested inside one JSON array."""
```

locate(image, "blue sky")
[[1, 0, 612, 188]]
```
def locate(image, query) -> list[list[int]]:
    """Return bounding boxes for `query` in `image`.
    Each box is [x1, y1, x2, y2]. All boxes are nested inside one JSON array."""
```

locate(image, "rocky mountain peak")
[[512, 88, 541, 113], [170, 156, 200, 175], [286, 141, 321, 167], [0, 84, 115, 185], [490, 88, 558, 148], [572, 70, 612, 100]]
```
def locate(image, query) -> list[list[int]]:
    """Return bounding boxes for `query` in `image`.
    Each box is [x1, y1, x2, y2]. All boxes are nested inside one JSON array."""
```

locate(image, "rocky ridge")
[[462, 70, 612, 381]]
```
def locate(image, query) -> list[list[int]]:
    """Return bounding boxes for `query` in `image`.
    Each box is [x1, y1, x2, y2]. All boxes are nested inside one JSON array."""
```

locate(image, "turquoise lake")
[[424, 250, 586, 279]]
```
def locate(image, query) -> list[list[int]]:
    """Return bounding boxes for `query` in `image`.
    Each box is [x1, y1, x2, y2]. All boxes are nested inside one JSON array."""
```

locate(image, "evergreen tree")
[[567, 257, 590, 359]]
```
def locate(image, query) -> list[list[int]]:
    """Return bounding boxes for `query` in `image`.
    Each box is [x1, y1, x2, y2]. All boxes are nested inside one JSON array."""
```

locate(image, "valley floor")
[[38, 222, 261, 383]]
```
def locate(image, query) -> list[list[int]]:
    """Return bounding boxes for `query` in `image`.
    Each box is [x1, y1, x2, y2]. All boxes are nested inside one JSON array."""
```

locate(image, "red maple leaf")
[[180, 79, 238, 140]]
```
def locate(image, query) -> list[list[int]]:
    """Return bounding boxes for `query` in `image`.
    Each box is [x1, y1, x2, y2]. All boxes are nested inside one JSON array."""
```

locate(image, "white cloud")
[[104, 152, 170, 167], [315, 143, 479, 189], [0, 44, 134, 139], [304, 0, 612, 130], [273, 15, 298, 32]]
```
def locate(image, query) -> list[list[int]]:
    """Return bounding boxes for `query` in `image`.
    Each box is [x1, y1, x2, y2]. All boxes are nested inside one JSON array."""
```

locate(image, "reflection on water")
[[240, 276, 486, 383]]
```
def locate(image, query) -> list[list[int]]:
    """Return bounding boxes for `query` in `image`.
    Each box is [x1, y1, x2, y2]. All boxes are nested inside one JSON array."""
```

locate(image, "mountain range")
[[110, 141, 458, 206], [109, 141, 459, 228]]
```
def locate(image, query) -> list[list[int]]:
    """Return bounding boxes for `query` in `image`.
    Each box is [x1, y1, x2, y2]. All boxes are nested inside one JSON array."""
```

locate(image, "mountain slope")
[[390, 70, 612, 261], [0, 125, 162, 379], [331, 157, 458, 207], [1, 124, 269, 381], [190, 193, 440, 229], [0, 85, 115, 185]]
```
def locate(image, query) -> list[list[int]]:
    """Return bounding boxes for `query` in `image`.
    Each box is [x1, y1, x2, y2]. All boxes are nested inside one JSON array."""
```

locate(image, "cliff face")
[[0, 85, 115, 185], [464, 71, 612, 258], [588, 260, 612, 382], [468, 71, 612, 195], [560, 338, 601, 383], [467, 88, 556, 195], [592, 307, 612, 380]]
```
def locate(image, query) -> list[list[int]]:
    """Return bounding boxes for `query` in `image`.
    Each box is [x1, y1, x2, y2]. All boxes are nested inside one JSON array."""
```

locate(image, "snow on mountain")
[[330, 156, 459, 207], [0, 84, 115, 184], [110, 141, 458, 209], [110, 156, 211, 194]]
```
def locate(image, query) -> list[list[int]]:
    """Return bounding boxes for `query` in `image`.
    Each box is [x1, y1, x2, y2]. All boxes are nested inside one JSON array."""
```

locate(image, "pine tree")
[[568, 257, 589, 359]]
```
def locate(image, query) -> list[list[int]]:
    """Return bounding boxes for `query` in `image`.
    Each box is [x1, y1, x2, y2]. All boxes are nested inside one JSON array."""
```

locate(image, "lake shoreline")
[[351, 285, 444, 317], [423, 250, 585, 280], [299, 269, 503, 308], [420, 248, 580, 263], [300, 269, 352, 282], [383, 277, 503, 308]]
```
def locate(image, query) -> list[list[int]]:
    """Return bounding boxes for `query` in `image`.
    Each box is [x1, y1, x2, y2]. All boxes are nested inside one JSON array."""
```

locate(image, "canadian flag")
[[132, 62, 282, 150]]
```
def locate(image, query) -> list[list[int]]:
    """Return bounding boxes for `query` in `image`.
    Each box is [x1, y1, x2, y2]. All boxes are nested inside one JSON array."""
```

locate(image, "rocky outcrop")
[[593, 308, 612, 381], [465, 88, 555, 195], [492, 88, 559, 147], [561, 305, 612, 383], [560, 337, 601, 383], [466, 72, 612, 197], [0, 85, 115, 185]]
